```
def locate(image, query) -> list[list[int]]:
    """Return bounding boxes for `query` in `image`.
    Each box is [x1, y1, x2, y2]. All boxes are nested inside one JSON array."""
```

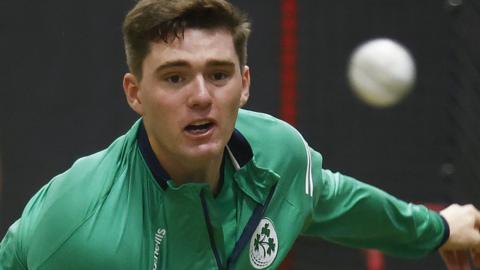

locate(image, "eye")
[[165, 75, 184, 84], [210, 72, 231, 82]]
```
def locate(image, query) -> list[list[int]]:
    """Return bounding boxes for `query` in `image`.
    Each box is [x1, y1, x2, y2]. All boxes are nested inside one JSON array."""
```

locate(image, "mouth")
[[184, 120, 215, 135]]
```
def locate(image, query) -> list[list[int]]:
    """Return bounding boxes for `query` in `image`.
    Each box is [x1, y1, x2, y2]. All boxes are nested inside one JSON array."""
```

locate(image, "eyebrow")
[[206, 60, 235, 68], [154, 59, 236, 74], [154, 60, 191, 73]]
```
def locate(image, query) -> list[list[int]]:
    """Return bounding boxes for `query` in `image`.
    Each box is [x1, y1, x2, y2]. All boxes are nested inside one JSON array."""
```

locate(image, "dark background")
[[1, 0, 479, 269]]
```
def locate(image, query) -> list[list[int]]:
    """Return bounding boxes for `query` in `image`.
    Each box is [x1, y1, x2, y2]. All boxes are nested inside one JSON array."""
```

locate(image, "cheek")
[[143, 90, 176, 112], [218, 91, 242, 125], [220, 85, 244, 108]]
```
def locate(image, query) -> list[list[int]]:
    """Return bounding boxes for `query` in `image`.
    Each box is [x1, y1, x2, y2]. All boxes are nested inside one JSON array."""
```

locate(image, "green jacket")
[[0, 109, 447, 270]]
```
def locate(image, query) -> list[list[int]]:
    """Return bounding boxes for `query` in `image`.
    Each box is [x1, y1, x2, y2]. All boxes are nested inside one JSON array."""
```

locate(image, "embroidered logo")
[[152, 228, 166, 270], [249, 218, 278, 269]]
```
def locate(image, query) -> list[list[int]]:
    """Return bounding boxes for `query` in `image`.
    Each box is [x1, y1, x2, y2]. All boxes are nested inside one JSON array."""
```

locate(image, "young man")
[[1, 0, 480, 269]]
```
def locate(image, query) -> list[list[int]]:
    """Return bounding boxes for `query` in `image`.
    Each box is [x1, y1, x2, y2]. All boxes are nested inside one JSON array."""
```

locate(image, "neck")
[[151, 145, 224, 194], [169, 154, 224, 194], [138, 123, 225, 193]]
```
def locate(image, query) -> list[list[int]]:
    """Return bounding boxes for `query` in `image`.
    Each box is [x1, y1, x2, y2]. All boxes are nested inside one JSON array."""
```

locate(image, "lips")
[[184, 119, 215, 135]]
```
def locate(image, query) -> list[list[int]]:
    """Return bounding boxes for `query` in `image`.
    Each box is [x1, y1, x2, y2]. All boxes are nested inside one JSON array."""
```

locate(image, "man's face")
[[124, 28, 250, 167]]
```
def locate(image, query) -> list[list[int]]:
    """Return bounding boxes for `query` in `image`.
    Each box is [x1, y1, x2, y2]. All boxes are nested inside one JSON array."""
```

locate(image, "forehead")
[[146, 28, 238, 66]]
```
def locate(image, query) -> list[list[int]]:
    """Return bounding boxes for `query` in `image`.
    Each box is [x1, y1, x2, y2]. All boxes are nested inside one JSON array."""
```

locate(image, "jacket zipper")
[[200, 187, 276, 270], [200, 191, 225, 270]]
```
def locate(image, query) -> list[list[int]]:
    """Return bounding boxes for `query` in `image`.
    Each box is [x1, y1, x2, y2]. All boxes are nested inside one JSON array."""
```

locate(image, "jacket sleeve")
[[0, 221, 28, 270], [0, 183, 52, 270], [301, 148, 448, 258]]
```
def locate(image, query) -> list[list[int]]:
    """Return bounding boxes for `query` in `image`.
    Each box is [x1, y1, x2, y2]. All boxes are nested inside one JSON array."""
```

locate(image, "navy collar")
[[136, 121, 254, 190], [136, 122, 170, 189]]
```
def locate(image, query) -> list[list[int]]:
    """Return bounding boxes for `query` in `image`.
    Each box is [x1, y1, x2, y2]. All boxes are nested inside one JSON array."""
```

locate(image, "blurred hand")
[[439, 204, 480, 270]]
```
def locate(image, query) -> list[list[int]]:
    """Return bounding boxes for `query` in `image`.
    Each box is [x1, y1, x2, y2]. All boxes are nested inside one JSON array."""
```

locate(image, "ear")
[[123, 73, 144, 115], [239, 65, 250, 107]]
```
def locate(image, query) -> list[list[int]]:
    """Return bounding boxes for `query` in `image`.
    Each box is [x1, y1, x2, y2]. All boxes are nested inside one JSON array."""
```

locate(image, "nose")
[[187, 75, 212, 109]]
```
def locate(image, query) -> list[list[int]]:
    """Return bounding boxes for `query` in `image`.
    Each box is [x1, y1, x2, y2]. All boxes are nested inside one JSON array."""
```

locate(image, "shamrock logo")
[[250, 218, 278, 269]]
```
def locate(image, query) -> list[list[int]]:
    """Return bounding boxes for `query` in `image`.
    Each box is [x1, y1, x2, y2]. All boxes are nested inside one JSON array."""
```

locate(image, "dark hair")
[[123, 0, 251, 79]]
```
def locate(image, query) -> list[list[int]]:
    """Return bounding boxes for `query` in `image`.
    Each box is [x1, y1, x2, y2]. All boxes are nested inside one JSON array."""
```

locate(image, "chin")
[[187, 143, 224, 160]]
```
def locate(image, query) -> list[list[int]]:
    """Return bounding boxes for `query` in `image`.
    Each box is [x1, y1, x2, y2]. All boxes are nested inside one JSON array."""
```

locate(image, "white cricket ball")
[[347, 38, 416, 108]]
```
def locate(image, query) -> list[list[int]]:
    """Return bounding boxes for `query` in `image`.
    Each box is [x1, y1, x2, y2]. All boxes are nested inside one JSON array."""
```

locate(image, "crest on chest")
[[249, 218, 278, 269]]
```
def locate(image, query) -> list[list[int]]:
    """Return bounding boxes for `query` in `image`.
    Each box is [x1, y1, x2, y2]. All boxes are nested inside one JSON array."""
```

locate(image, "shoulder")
[[44, 131, 133, 209], [236, 109, 305, 151], [12, 122, 141, 267], [235, 109, 316, 175], [44, 120, 142, 206]]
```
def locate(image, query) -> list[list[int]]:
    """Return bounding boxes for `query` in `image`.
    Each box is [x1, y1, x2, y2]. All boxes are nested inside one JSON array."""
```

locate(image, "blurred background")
[[0, 0, 479, 269]]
